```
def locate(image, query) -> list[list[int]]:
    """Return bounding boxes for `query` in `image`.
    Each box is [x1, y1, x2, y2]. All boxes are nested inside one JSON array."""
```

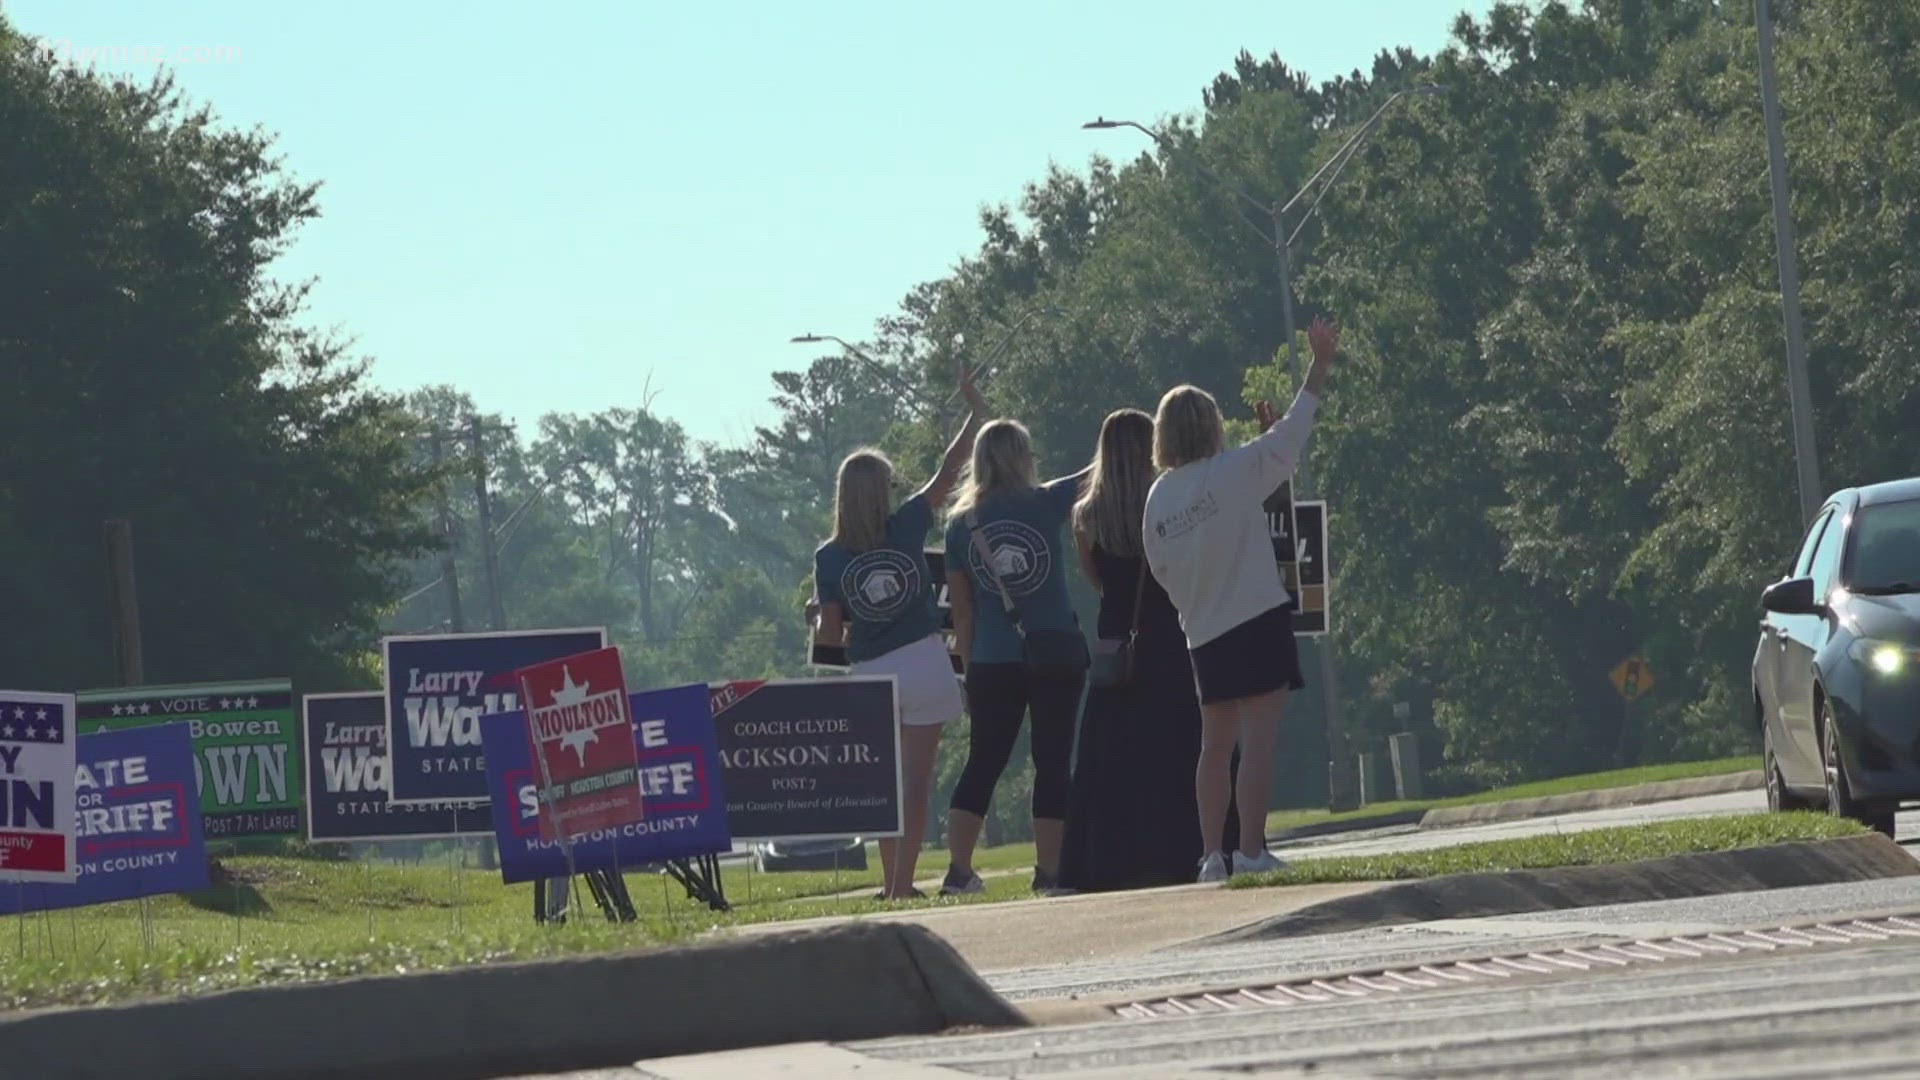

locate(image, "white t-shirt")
[[1143, 391, 1320, 648]]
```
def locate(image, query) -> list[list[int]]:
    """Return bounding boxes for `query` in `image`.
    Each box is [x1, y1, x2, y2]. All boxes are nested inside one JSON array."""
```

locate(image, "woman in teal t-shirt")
[[940, 419, 1092, 897], [813, 364, 984, 900]]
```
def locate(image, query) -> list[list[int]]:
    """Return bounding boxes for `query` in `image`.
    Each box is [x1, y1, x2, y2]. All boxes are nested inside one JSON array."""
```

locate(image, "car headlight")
[[1849, 639, 1914, 676]]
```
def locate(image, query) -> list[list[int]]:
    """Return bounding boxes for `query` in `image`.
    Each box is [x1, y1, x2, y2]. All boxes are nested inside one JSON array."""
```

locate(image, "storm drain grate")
[[1110, 915, 1920, 1020]]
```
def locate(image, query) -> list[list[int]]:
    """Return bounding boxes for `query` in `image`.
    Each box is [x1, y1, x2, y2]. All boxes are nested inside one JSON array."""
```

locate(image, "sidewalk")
[[725, 879, 1386, 973]]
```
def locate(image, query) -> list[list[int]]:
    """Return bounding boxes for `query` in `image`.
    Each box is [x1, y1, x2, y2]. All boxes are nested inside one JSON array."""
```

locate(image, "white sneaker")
[[1232, 849, 1286, 876], [1197, 852, 1229, 883]]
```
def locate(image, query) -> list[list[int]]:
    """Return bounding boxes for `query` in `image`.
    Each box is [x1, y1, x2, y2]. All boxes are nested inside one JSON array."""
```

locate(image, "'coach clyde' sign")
[[77, 680, 300, 838], [710, 678, 901, 841], [382, 628, 606, 804]]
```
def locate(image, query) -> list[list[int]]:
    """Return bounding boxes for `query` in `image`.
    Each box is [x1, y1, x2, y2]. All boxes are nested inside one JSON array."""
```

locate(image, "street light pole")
[[1755, 0, 1823, 525], [1086, 87, 1434, 812]]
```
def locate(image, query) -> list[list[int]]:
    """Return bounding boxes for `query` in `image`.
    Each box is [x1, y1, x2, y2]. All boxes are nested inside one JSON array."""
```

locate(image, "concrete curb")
[[1194, 833, 1917, 945], [1418, 770, 1764, 829], [0, 922, 1025, 1080], [1268, 810, 1427, 844]]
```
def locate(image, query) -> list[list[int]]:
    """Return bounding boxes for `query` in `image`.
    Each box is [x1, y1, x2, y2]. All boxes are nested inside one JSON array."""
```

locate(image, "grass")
[[1265, 755, 1764, 835], [1231, 811, 1863, 888], [0, 841, 1037, 1012]]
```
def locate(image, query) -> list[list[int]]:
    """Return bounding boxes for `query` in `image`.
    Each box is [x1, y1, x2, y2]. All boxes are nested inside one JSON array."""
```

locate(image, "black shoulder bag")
[[1088, 557, 1149, 688], [966, 510, 1089, 673]]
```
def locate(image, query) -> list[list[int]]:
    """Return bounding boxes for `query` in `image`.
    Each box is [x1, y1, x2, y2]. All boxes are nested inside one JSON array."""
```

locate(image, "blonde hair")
[[830, 449, 892, 551], [948, 419, 1038, 521], [1074, 409, 1154, 557], [1153, 385, 1225, 470]]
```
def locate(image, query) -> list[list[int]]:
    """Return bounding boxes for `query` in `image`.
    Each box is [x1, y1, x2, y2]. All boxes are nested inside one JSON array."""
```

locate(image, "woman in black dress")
[[1057, 409, 1236, 891]]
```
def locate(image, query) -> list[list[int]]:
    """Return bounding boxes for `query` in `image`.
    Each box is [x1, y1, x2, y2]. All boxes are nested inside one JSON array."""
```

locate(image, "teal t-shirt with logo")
[[943, 477, 1084, 665], [815, 494, 939, 664]]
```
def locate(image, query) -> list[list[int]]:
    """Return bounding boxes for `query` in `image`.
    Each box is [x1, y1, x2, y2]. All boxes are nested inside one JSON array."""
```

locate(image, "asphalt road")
[[841, 875, 1920, 1078]]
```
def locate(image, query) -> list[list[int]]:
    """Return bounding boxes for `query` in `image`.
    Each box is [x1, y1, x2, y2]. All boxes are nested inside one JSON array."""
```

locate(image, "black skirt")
[[1189, 605, 1306, 705]]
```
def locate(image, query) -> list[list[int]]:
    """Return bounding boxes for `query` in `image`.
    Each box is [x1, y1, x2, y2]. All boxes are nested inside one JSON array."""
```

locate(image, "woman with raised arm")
[[1144, 316, 1338, 882], [1056, 409, 1220, 892], [812, 362, 985, 900], [940, 420, 1092, 897]]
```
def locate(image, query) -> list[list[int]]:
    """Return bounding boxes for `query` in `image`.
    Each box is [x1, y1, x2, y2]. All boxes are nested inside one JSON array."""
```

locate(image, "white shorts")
[[853, 633, 963, 727]]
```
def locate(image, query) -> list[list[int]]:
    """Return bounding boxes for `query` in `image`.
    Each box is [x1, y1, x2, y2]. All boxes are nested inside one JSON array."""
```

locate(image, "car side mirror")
[[1761, 576, 1820, 615]]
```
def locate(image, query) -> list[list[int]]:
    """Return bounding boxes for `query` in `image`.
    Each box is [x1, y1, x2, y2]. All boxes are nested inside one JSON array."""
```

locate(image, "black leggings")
[[950, 662, 1083, 820]]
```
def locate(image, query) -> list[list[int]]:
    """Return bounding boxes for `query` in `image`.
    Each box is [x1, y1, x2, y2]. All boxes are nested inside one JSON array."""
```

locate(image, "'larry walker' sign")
[[303, 694, 490, 842], [76, 680, 300, 838], [480, 683, 730, 884], [0, 690, 77, 883], [711, 678, 900, 841], [382, 628, 606, 804], [0, 724, 209, 914]]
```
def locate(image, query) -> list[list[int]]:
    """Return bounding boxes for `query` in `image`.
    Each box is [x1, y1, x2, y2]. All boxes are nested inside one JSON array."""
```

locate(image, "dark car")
[[1755, 477, 1920, 836]]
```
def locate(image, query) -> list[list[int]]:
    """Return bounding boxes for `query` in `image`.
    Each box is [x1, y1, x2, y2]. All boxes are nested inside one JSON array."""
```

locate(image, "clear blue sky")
[[8, 1, 1472, 446]]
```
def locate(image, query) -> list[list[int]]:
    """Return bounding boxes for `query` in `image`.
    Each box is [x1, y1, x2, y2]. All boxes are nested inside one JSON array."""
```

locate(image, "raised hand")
[[1308, 315, 1340, 365], [959, 358, 986, 412]]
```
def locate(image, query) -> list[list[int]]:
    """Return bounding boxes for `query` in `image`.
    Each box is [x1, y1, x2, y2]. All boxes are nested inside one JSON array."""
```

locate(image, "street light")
[[1754, 0, 1823, 525], [1086, 84, 1438, 812], [789, 333, 935, 414]]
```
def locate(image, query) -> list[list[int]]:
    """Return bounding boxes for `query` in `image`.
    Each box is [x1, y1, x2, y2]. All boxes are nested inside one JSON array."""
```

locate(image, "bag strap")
[[1126, 555, 1149, 641], [966, 510, 1022, 625]]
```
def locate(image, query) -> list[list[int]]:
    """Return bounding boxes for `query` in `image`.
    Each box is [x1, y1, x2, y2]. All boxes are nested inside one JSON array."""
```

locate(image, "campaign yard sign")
[[0, 724, 209, 914], [76, 680, 300, 838], [382, 627, 606, 804], [480, 683, 730, 884], [518, 646, 645, 841], [710, 678, 901, 841], [303, 694, 490, 842], [0, 690, 77, 883], [1267, 484, 1330, 637]]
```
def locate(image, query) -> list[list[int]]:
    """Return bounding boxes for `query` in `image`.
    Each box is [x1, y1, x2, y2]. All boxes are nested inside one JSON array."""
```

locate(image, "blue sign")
[[304, 693, 491, 842], [481, 683, 731, 884], [382, 627, 605, 803], [0, 724, 208, 914]]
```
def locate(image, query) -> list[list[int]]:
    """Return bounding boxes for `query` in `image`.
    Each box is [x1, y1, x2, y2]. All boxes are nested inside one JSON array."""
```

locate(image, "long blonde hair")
[[1153, 384, 1225, 470], [1074, 409, 1153, 557], [948, 419, 1038, 521], [830, 449, 892, 551]]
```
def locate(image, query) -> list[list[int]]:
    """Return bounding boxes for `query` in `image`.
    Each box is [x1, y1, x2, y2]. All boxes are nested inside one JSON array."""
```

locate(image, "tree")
[[0, 26, 435, 693]]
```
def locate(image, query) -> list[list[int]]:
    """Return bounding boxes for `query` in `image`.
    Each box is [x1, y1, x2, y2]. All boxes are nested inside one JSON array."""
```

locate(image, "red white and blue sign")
[[382, 627, 606, 804], [480, 683, 730, 884], [0, 723, 207, 912], [0, 690, 77, 884], [303, 694, 491, 842]]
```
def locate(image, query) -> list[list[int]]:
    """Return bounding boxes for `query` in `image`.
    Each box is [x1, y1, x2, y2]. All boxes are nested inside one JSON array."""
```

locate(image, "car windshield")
[[1846, 498, 1920, 594]]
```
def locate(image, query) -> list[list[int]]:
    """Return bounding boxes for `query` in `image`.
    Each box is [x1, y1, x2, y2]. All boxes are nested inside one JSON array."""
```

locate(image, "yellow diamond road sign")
[[1611, 657, 1654, 702]]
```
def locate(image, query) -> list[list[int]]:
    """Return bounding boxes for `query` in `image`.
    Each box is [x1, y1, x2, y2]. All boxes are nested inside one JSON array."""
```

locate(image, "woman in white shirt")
[[1142, 317, 1337, 882]]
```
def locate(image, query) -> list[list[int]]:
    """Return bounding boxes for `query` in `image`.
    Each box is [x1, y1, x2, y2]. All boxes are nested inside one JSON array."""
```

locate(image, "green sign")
[[76, 680, 301, 839]]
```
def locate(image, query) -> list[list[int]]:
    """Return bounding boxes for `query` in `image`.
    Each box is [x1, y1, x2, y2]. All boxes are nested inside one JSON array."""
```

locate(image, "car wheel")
[[1764, 721, 1811, 813], [1821, 700, 1896, 839]]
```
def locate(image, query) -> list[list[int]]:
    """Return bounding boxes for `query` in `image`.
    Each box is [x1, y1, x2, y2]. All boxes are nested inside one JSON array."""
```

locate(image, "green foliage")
[[0, 29, 436, 693]]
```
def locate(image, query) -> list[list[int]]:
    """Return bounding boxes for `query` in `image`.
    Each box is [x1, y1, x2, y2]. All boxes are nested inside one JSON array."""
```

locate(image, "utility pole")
[[429, 431, 466, 633], [103, 519, 145, 686], [1756, 0, 1823, 525], [468, 416, 507, 631]]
